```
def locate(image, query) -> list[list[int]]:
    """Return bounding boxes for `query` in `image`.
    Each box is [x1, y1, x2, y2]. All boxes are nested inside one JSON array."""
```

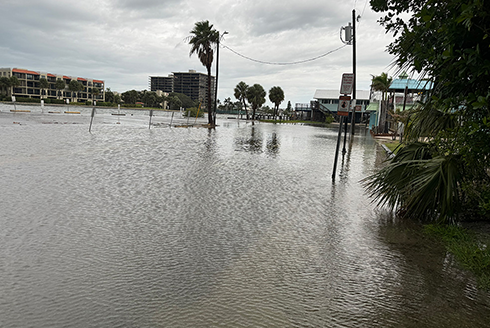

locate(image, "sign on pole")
[[338, 95, 351, 116], [340, 73, 354, 95]]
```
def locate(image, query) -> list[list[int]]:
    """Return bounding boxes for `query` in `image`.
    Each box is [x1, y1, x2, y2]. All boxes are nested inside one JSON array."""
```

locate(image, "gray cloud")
[[0, 0, 397, 105]]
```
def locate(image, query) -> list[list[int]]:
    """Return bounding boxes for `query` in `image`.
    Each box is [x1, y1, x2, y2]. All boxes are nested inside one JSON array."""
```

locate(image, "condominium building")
[[149, 75, 174, 93], [149, 70, 215, 108], [0, 67, 105, 102]]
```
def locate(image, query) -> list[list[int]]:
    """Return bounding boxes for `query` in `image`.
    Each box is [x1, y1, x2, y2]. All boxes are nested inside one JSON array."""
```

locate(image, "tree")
[[55, 78, 65, 100], [168, 92, 196, 108], [268, 86, 285, 119], [68, 80, 83, 103], [188, 20, 219, 126], [121, 90, 138, 104], [10, 76, 20, 97], [168, 95, 182, 110], [39, 77, 49, 99], [234, 81, 249, 120], [286, 101, 292, 112], [105, 88, 115, 103], [0, 77, 11, 97], [246, 84, 266, 121], [371, 72, 392, 133], [364, 0, 490, 223], [91, 87, 100, 104]]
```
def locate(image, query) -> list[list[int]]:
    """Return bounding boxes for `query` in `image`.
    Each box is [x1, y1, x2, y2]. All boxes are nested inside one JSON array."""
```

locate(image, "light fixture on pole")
[[214, 30, 228, 126]]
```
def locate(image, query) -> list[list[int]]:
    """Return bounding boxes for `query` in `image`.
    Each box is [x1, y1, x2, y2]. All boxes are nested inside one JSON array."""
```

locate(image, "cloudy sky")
[[0, 0, 398, 106]]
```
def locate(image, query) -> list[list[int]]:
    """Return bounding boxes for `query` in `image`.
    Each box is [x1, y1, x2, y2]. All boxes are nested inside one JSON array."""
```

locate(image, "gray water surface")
[[1, 104, 489, 327]]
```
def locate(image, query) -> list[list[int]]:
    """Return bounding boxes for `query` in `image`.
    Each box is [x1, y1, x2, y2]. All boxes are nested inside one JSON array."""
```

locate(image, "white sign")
[[338, 95, 351, 116], [11, 96, 16, 102], [340, 73, 354, 95], [66, 99, 70, 104], [41, 100, 44, 107]]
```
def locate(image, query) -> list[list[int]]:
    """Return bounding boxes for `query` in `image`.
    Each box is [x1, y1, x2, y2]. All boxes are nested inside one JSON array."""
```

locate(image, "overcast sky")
[[0, 0, 398, 106]]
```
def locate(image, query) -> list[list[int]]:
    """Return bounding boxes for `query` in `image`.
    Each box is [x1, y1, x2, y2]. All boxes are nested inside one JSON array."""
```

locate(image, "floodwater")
[[1, 103, 489, 327]]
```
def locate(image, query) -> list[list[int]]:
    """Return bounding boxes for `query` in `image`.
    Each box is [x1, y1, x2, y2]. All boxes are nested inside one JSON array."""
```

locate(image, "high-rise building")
[[149, 70, 215, 109], [149, 75, 174, 93], [0, 67, 105, 102]]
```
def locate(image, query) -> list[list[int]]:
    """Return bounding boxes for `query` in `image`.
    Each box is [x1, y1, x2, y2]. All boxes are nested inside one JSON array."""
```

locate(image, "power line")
[[221, 44, 348, 66]]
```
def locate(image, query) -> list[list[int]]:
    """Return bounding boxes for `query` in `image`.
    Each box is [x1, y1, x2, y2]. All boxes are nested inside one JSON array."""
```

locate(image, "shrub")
[[325, 114, 335, 124]]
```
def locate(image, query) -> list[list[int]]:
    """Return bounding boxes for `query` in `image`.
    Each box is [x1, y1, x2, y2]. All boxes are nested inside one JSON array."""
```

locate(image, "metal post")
[[350, 9, 357, 135], [342, 114, 348, 154], [332, 116, 344, 180], [89, 107, 95, 132], [214, 31, 228, 127], [170, 111, 174, 127], [214, 36, 219, 127], [149, 109, 153, 129]]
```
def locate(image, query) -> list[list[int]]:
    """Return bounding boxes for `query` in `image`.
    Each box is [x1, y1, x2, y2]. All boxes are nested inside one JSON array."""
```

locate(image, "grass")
[[424, 224, 490, 289], [383, 141, 401, 153]]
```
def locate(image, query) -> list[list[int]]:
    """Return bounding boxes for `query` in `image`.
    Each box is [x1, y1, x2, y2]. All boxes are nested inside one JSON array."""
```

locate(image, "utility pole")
[[214, 31, 228, 126], [350, 9, 357, 135]]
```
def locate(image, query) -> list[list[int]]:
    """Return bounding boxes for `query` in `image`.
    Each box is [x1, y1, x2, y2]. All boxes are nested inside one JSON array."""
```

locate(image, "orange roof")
[[13, 68, 39, 75], [47, 73, 56, 77], [77, 77, 87, 81], [93, 80, 104, 84], [63, 76, 71, 80]]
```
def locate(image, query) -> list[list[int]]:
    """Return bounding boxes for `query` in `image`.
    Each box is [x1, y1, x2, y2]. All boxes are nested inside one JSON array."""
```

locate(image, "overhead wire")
[[217, 1, 368, 67], [221, 44, 348, 66]]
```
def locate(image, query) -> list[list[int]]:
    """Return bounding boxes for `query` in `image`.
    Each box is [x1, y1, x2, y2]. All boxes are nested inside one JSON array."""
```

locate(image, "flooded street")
[[1, 103, 489, 327]]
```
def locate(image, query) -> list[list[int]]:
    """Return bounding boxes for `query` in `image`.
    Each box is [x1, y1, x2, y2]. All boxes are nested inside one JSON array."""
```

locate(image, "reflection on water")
[[0, 103, 489, 327]]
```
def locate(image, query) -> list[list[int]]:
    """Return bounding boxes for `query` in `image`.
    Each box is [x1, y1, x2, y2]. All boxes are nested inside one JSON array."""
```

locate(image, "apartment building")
[[149, 75, 174, 93], [149, 70, 215, 108], [0, 67, 105, 102]]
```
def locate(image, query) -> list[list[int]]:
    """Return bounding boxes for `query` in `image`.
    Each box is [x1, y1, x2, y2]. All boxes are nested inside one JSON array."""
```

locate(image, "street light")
[[214, 30, 228, 126]]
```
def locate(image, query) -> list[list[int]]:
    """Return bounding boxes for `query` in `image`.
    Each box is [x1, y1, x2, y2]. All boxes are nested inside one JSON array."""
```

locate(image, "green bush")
[[122, 103, 143, 108], [95, 102, 114, 107], [325, 114, 335, 124], [47, 99, 65, 104], [15, 97, 41, 103]]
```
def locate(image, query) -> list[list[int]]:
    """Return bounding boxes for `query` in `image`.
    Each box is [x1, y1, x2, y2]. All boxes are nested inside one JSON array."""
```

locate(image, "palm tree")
[[55, 78, 65, 100], [268, 86, 285, 120], [39, 77, 49, 100], [10, 76, 20, 99], [92, 87, 100, 105], [234, 81, 249, 120], [188, 20, 219, 126], [68, 80, 83, 103], [246, 84, 266, 121], [371, 72, 392, 133]]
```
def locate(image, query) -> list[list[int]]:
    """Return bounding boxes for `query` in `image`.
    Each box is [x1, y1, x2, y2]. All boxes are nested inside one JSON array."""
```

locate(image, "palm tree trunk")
[[243, 99, 249, 120]]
